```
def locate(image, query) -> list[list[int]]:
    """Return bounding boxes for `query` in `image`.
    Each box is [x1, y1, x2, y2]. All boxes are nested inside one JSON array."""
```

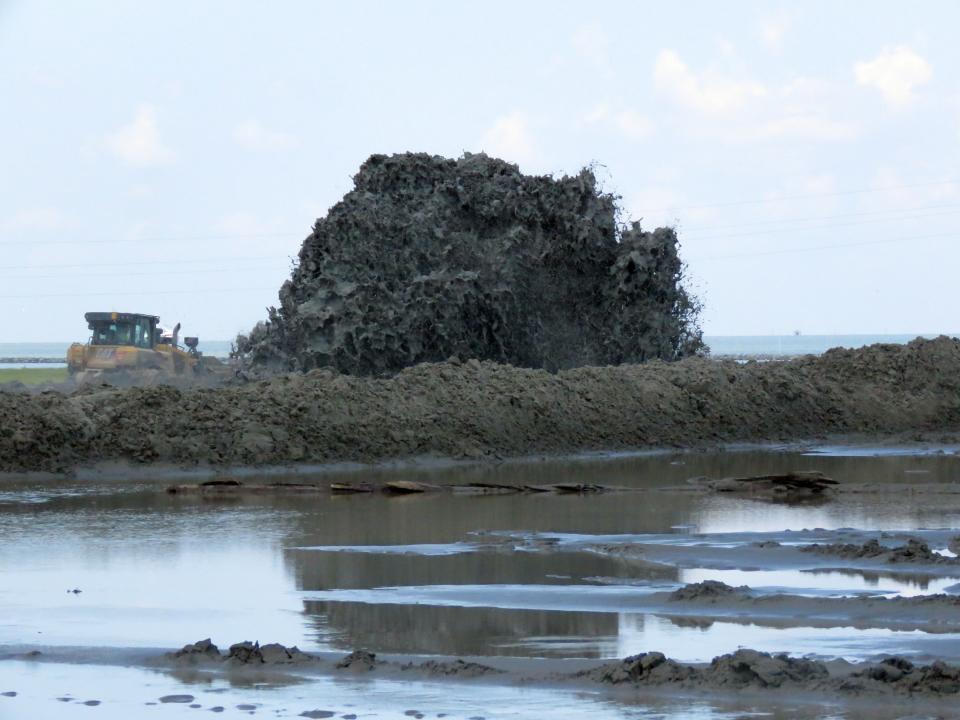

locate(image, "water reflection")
[[0, 449, 959, 662]]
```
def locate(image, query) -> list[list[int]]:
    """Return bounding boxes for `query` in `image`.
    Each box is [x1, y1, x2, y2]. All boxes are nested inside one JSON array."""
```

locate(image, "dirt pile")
[[686, 471, 838, 502], [166, 640, 315, 666], [234, 153, 703, 375], [401, 659, 503, 678], [335, 650, 379, 672], [2, 337, 960, 473], [585, 649, 960, 696], [668, 580, 749, 601], [800, 539, 960, 565]]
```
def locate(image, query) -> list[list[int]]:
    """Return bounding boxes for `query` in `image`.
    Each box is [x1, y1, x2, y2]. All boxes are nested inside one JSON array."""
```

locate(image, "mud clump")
[[585, 649, 960, 697], [706, 649, 829, 689], [335, 649, 379, 672], [401, 658, 503, 678], [234, 153, 703, 375], [668, 580, 749, 601], [800, 539, 960, 565], [167, 639, 314, 666], [226, 641, 314, 665], [580, 652, 697, 685], [168, 638, 222, 663]]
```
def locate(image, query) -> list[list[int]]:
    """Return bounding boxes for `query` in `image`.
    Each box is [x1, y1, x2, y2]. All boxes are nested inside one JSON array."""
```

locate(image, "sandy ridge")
[[1, 336, 959, 473]]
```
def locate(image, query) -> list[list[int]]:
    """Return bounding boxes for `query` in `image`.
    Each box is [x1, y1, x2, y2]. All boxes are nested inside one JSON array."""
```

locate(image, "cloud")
[[614, 110, 653, 140], [232, 120, 299, 151], [481, 112, 538, 167], [654, 49, 766, 114], [854, 46, 932, 107], [104, 104, 174, 166], [758, 10, 797, 50]]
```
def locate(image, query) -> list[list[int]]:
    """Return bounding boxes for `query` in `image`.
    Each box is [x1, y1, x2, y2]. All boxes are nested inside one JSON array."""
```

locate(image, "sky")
[[1, 0, 959, 342]]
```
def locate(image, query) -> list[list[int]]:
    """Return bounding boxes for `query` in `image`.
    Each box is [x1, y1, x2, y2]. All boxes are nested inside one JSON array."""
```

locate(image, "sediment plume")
[[234, 152, 703, 375]]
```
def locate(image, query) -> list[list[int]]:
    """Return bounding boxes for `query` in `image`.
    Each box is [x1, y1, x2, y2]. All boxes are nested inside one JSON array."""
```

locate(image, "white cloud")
[[232, 120, 298, 151], [480, 112, 538, 167], [854, 46, 932, 107], [104, 104, 174, 166], [654, 49, 766, 114], [1, 207, 67, 232], [614, 110, 653, 140], [758, 10, 797, 50]]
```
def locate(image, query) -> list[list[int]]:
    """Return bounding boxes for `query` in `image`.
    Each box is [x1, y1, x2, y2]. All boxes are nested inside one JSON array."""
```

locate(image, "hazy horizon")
[[2, 1, 958, 342]]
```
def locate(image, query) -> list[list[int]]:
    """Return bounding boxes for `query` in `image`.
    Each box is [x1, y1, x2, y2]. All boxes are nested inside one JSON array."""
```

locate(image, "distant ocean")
[[703, 334, 957, 358], [0, 340, 234, 369], [0, 335, 956, 368]]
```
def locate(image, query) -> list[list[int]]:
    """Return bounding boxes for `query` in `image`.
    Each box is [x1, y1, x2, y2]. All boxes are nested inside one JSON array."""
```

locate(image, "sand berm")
[[2, 336, 959, 474]]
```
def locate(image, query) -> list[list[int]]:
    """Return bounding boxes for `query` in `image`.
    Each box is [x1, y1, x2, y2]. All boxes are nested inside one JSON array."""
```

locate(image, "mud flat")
[[1, 336, 959, 474]]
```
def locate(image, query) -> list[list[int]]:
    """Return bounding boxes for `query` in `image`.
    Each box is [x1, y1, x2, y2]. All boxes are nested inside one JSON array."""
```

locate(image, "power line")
[[0, 286, 279, 300], [678, 202, 960, 233], [682, 207, 960, 242], [0, 255, 287, 272], [4, 264, 292, 281], [0, 231, 305, 248], [691, 230, 956, 262], [637, 179, 959, 214]]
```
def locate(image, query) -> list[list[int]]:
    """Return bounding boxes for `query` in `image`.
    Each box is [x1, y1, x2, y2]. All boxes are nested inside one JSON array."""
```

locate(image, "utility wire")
[[637, 179, 959, 214], [0, 255, 288, 272], [678, 202, 960, 233], [691, 230, 956, 262], [5, 264, 292, 281], [682, 207, 960, 242], [0, 231, 304, 248], [0, 286, 278, 300]]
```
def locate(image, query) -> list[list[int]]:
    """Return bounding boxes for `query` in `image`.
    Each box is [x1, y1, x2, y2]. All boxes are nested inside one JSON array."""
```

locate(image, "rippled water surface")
[[2, 448, 960, 718]]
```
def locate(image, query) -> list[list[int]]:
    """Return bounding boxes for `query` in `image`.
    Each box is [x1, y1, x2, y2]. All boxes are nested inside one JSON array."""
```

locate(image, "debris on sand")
[[168, 479, 627, 497], [226, 641, 314, 665], [234, 153, 703, 375], [706, 649, 830, 689], [167, 640, 315, 666], [335, 650, 379, 672], [168, 638, 222, 663], [686, 471, 837, 501], [578, 652, 697, 685], [166, 481, 325, 495], [668, 580, 749, 601], [799, 539, 960, 565], [401, 659, 504, 678]]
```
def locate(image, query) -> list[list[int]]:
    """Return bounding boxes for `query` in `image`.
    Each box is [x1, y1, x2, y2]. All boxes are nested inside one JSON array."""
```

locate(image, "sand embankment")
[[1, 337, 959, 474]]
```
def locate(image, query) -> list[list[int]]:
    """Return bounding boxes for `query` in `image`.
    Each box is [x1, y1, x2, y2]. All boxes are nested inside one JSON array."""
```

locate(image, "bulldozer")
[[67, 311, 225, 384]]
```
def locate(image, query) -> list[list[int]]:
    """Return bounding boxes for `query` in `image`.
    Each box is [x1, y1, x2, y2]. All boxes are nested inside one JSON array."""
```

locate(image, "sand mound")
[[234, 153, 703, 375], [586, 649, 960, 696], [2, 337, 960, 473], [800, 539, 960, 565]]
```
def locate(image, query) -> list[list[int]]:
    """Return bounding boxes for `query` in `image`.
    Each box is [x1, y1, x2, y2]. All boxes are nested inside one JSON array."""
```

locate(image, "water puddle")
[[2, 448, 960, 714]]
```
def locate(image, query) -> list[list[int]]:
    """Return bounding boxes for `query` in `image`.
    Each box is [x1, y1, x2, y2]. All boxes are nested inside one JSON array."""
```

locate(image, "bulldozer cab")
[[85, 312, 159, 349]]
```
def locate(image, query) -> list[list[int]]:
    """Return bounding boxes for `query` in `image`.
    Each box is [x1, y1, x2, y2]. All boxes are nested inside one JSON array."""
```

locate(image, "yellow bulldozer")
[[67, 311, 226, 384]]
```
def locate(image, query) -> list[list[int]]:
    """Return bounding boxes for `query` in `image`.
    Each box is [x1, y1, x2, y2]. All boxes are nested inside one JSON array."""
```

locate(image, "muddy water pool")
[[2, 447, 959, 718]]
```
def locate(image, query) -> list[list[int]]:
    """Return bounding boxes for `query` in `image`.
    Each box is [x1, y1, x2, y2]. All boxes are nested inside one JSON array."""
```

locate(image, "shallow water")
[[2, 448, 960, 717]]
